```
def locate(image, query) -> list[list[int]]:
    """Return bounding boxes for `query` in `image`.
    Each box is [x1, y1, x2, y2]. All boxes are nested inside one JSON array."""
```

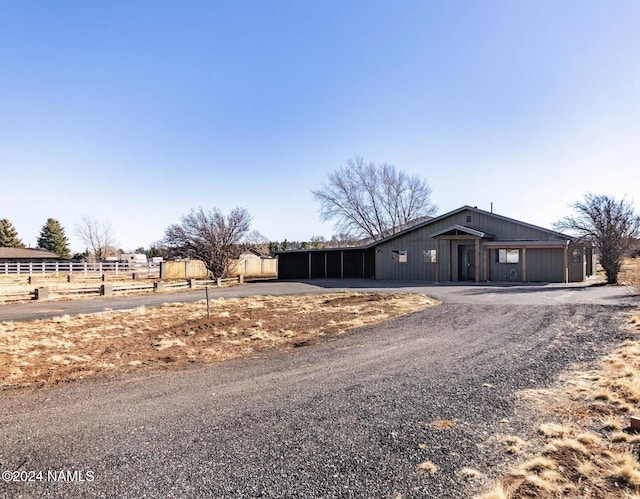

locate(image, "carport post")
[[340, 251, 344, 279], [308, 252, 311, 279], [484, 248, 490, 281], [563, 243, 569, 283], [522, 248, 527, 282], [475, 239, 480, 283], [447, 240, 452, 281], [435, 241, 440, 283]]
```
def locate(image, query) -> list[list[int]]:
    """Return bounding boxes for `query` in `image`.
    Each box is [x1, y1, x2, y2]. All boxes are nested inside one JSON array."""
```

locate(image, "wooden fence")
[[160, 259, 277, 279], [0, 277, 243, 302], [229, 258, 277, 277], [0, 261, 159, 277]]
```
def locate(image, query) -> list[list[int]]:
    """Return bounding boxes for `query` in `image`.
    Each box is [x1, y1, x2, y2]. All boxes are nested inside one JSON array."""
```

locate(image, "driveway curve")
[[0, 281, 637, 498], [0, 278, 636, 322]]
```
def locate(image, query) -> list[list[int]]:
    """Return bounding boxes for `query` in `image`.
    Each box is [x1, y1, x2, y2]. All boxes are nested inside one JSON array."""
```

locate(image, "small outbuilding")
[[0, 247, 61, 262], [277, 206, 592, 283]]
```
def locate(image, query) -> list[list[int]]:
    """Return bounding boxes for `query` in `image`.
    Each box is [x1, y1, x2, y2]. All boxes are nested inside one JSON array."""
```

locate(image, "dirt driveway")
[[0, 282, 637, 498], [0, 278, 636, 322]]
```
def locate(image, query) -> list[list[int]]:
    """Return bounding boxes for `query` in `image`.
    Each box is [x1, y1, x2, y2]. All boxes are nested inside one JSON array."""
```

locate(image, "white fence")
[[0, 261, 159, 277]]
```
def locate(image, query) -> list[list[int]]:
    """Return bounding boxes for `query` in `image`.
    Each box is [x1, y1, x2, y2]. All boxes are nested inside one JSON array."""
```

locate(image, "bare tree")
[[312, 157, 437, 241], [244, 230, 269, 246], [75, 216, 117, 262], [163, 207, 251, 278], [555, 194, 640, 284], [309, 235, 326, 249], [242, 230, 270, 256]]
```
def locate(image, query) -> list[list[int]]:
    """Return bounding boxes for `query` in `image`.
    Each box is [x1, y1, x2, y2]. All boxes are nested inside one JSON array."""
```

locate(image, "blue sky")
[[1, 1, 639, 252]]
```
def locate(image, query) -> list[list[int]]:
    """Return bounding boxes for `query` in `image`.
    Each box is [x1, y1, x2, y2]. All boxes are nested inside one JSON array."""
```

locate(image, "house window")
[[497, 249, 519, 264], [571, 248, 581, 263], [466, 215, 472, 223], [391, 250, 407, 263], [423, 249, 436, 263]]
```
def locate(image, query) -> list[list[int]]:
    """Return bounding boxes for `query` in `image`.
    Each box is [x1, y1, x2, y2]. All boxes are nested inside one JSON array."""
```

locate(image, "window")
[[466, 215, 472, 223], [571, 248, 581, 263], [497, 249, 519, 264], [391, 250, 407, 263], [423, 249, 436, 263]]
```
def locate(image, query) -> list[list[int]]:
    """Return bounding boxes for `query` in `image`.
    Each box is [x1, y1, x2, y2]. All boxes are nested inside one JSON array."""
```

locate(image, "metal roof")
[[0, 247, 61, 259], [430, 224, 494, 239]]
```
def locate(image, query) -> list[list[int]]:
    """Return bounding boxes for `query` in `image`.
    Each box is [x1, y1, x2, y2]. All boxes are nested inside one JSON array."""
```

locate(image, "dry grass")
[[458, 468, 482, 480], [417, 460, 439, 474], [500, 435, 527, 455], [476, 301, 640, 498], [619, 257, 640, 288], [0, 291, 436, 388], [430, 419, 457, 430]]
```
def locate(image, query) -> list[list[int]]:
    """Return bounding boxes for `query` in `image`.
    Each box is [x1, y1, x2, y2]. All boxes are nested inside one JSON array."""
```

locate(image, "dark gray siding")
[[375, 238, 437, 281], [375, 208, 571, 281], [525, 248, 564, 282], [568, 247, 586, 283], [489, 248, 523, 282]]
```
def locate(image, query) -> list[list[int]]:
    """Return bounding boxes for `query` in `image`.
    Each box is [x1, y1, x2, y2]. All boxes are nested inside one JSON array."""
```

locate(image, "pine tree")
[[37, 218, 71, 258], [0, 219, 25, 247]]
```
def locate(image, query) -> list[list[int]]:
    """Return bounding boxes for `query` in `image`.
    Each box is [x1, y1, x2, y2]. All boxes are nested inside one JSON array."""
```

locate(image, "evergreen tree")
[[37, 218, 71, 258], [0, 219, 25, 247]]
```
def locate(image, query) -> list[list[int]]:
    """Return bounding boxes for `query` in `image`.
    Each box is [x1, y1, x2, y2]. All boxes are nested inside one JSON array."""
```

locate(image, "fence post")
[[115, 262, 119, 277], [55, 261, 59, 277], [29, 262, 33, 276], [3, 263, 6, 275], [84, 262, 88, 277]]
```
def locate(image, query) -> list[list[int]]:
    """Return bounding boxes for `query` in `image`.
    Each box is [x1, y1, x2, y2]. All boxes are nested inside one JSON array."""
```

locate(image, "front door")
[[458, 244, 475, 281]]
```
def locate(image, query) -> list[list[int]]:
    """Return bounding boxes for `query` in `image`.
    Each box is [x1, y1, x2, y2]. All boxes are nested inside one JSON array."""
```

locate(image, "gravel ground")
[[0, 284, 637, 498]]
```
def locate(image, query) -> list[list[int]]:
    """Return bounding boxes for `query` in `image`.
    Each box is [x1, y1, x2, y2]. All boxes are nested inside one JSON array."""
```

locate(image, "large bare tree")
[[312, 157, 437, 241], [555, 194, 640, 284], [164, 207, 251, 278], [75, 216, 117, 262]]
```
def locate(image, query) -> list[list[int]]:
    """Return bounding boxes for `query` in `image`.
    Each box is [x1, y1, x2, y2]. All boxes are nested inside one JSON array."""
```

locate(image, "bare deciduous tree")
[[312, 157, 437, 241], [555, 194, 640, 284], [75, 216, 117, 262], [164, 207, 251, 278]]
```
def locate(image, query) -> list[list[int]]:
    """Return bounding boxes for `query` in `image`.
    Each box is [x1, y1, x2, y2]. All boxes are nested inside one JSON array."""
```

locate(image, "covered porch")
[[433, 225, 573, 283]]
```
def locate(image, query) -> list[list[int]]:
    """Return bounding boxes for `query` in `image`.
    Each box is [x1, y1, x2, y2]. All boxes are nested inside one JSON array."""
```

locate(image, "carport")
[[277, 247, 376, 280]]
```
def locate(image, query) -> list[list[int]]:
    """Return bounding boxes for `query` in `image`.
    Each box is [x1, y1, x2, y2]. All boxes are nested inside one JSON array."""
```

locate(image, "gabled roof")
[[371, 205, 573, 246], [430, 224, 494, 239], [0, 247, 61, 259]]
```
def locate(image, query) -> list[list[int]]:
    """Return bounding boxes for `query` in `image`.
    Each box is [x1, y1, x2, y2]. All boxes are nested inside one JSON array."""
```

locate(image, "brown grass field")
[[0, 292, 436, 389]]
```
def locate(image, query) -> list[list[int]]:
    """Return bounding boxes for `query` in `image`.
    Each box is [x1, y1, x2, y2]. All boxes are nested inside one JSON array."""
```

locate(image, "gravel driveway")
[[0, 282, 637, 498]]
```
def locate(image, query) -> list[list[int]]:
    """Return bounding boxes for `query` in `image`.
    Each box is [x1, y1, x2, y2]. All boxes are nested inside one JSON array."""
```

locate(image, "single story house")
[[0, 247, 61, 262], [277, 206, 594, 283]]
